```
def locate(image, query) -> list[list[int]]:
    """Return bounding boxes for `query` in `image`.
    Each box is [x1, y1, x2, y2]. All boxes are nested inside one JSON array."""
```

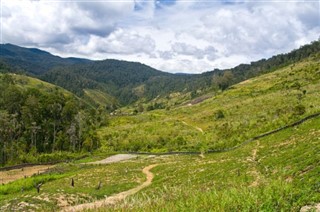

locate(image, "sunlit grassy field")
[[0, 159, 149, 211], [102, 116, 320, 211], [98, 55, 320, 152]]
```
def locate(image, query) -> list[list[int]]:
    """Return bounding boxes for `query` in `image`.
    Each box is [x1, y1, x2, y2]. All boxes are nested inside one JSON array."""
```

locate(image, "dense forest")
[[0, 69, 107, 165], [0, 44, 90, 75]]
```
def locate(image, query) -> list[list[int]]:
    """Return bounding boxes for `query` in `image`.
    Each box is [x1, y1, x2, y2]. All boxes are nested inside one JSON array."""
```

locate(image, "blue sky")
[[1, 0, 319, 73]]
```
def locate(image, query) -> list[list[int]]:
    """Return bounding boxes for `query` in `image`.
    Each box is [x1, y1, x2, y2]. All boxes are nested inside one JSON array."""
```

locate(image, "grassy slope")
[[1, 115, 318, 211], [83, 89, 117, 108], [0, 160, 148, 210], [105, 115, 320, 211], [97, 55, 320, 152], [7, 73, 73, 97]]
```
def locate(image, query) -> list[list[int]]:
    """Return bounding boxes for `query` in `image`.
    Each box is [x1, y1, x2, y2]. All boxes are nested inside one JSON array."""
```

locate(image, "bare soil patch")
[[0, 165, 54, 184], [85, 154, 138, 165]]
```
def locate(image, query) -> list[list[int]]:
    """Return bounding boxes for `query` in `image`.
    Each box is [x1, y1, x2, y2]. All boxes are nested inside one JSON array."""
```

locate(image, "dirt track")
[[84, 154, 138, 165], [62, 164, 158, 211]]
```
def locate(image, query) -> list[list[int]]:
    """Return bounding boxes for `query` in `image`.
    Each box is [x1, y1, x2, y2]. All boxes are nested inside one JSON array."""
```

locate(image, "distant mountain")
[[0, 43, 90, 75], [1, 40, 319, 108], [42, 59, 174, 105]]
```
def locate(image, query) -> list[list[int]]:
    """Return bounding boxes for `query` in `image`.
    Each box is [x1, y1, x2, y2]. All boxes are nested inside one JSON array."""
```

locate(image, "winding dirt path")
[[62, 164, 158, 212]]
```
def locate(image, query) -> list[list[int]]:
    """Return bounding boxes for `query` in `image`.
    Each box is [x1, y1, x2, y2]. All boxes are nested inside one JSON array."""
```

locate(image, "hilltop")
[[0, 44, 90, 75]]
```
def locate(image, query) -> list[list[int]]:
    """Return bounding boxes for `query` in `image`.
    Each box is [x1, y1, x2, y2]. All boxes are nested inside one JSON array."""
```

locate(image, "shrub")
[[293, 105, 306, 115], [214, 110, 225, 120]]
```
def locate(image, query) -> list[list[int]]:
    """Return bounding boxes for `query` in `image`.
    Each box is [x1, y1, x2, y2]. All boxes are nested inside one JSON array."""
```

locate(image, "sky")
[[1, 0, 319, 73]]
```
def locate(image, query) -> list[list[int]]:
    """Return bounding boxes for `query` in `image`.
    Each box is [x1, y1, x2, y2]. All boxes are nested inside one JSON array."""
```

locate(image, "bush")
[[214, 110, 225, 120], [293, 105, 306, 115]]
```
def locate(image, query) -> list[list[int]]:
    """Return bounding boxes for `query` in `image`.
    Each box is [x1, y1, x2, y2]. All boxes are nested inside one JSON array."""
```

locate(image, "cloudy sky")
[[1, 0, 319, 73]]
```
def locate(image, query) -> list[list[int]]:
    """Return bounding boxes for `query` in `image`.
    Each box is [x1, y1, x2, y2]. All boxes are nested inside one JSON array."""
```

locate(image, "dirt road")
[[84, 154, 138, 165]]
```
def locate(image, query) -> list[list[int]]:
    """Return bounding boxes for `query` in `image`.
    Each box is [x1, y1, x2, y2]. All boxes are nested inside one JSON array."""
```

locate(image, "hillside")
[[106, 116, 319, 211], [0, 69, 105, 166], [41, 59, 173, 105], [97, 53, 320, 153], [0, 44, 90, 75], [1, 119, 319, 211]]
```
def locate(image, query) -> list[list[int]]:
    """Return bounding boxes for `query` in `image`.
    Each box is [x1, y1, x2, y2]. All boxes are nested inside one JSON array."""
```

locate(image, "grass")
[[97, 56, 320, 152], [101, 116, 320, 211], [83, 89, 117, 108], [11, 74, 73, 97], [0, 112, 319, 211], [0, 158, 150, 211]]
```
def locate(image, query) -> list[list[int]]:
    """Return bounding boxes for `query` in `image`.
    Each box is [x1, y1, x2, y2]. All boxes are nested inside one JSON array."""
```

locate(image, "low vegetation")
[[98, 55, 320, 152], [103, 116, 320, 211], [0, 116, 318, 211]]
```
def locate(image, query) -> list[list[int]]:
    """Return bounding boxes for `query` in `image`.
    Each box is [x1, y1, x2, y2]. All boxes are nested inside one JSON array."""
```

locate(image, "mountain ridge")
[[1, 40, 319, 109]]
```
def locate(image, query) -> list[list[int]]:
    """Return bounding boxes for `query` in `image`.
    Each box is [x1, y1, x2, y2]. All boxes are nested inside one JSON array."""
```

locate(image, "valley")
[[0, 41, 319, 211]]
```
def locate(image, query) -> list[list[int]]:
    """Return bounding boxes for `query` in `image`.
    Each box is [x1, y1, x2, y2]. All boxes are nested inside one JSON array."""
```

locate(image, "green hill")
[[96, 53, 320, 153], [104, 114, 319, 211]]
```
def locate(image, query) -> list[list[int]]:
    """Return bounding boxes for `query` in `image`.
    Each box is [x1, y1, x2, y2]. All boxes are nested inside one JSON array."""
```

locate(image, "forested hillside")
[[1, 41, 319, 109], [0, 68, 107, 165], [41, 60, 172, 105], [0, 44, 90, 75]]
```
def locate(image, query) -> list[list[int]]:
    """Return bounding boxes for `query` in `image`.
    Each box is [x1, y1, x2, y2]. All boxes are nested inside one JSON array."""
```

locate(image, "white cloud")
[[1, 0, 319, 73], [74, 28, 156, 55], [2, 0, 134, 46]]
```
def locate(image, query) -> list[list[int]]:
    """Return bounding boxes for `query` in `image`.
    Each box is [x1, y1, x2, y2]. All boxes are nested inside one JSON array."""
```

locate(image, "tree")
[[67, 122, 77, 152], [212, 70, 234, 90]]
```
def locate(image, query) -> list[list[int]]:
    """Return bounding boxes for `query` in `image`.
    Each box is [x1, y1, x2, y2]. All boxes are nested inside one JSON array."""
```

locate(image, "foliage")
[[0, 44, 89, 75], [0, 73, 103, 165]]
